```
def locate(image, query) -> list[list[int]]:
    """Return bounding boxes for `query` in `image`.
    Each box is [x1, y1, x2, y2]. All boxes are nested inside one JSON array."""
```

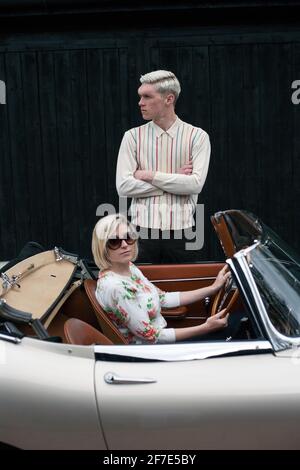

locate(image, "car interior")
[[0, 213, 261, 345]]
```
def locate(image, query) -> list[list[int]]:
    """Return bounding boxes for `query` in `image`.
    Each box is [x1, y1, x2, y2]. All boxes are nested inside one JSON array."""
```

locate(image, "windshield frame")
[[232, 243, 300, 351]]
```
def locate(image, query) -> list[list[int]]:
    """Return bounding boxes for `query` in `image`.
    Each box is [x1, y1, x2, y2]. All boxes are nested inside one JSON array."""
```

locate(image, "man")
[[116, 70, 211, 263]]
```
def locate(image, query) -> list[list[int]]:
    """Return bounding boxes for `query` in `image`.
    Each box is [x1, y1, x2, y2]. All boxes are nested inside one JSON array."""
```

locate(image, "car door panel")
[[139, 263, 225, 319], [95, 352, 300, 449]]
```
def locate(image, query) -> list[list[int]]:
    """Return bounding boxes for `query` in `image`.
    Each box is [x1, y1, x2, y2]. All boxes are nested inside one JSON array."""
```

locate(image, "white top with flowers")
[[95, 263, 180, 344]]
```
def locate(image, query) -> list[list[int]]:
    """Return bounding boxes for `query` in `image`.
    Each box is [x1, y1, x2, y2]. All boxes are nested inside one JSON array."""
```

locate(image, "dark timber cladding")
[[0, 1, 299, 262]]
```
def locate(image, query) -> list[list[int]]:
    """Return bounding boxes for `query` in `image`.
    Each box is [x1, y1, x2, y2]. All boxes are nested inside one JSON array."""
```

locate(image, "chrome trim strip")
[[104, 372, 156, 384], [0, 333, 21, 344]]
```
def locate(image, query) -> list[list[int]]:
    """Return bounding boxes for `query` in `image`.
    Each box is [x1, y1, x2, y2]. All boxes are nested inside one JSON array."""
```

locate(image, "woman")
[[92, 214, 231, 344]]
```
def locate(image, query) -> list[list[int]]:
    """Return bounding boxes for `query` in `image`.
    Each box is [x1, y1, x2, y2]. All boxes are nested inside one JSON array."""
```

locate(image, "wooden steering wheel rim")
[[210, 287, 239, 317]]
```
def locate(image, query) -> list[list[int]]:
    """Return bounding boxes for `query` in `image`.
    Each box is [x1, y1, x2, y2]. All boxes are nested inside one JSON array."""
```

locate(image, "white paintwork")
[[0, 337, 106, 449], [95, 350, 300, 449], [2, 335, 300, 449], [95, 340, 272, 361]]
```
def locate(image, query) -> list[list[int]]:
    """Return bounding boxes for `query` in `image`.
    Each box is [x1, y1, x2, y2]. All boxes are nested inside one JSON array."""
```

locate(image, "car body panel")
[[0, 338, 106, 449], [95, 351, 300, 449], [1, 209, 300, 449]]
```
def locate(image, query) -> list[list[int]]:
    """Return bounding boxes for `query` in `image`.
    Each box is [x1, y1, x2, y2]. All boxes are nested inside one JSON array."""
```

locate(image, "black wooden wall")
[[0, 5, 300, 262]]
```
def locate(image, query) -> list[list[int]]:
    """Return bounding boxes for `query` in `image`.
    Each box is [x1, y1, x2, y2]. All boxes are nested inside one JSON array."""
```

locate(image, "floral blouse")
[[96, 263, 180, 344]]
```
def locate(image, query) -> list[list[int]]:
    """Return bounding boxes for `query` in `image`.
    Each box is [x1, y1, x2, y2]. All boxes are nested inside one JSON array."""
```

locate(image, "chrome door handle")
[[104, 372, 157, 385]]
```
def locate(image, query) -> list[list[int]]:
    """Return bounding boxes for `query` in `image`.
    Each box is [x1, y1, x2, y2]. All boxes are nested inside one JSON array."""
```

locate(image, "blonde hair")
[[140, 70, 181, 103], [92, 213, 138, 271]]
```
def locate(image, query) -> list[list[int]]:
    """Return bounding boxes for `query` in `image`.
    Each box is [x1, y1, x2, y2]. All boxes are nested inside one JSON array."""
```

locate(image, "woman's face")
[[106, 223, 136, 265]]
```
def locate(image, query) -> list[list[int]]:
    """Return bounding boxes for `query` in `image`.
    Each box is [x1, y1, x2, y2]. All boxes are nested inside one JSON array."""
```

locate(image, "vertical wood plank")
[[21, 51, 47, 245], [102, 48, 124, 207], [5, 52, 31, 252], [86, 47, 107, 228], [70, 49, 91, 255], [38, 50, 63, 248], [54, 50, 78, 252], [0, 53, 17, 258]]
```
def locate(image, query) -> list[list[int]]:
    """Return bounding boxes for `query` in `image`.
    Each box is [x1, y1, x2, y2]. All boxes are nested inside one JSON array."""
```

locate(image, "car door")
[[93, 340, 300, 450]]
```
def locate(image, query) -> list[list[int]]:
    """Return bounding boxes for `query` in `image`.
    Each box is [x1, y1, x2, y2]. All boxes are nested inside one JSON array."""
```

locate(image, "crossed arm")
[[116, 129, 211, 198]]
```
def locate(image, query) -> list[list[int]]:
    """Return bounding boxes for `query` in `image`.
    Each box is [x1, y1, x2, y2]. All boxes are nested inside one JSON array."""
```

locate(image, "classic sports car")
[[1, 209, 300, 450]]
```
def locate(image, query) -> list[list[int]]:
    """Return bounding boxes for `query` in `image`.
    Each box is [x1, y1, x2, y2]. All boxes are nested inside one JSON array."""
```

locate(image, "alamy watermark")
[[0, 80, 6, 104], [96, 197, 205, 251], [291, 80, 300, 105], [1, 78, 299, 106]]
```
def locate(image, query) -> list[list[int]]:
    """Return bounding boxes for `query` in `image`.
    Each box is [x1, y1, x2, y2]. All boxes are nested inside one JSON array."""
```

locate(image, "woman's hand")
[[204, 308, 229, 333], [179, 266, 231, 307], [211, 265, 231, 294]]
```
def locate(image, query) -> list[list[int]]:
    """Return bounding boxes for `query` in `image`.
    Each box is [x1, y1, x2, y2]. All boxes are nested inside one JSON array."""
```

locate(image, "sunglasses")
[[107, 233, 137, 250]]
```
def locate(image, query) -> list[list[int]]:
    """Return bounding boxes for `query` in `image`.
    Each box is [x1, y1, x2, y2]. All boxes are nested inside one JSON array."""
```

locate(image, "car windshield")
[[247, 235, 300, 337]]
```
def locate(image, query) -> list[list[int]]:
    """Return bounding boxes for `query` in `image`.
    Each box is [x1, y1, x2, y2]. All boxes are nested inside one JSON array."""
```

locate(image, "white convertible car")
[[1, 209, 300, 450]]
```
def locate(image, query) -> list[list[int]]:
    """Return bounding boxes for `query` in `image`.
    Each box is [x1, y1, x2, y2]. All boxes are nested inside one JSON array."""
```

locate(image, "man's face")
[[138, 83, 171, 121]]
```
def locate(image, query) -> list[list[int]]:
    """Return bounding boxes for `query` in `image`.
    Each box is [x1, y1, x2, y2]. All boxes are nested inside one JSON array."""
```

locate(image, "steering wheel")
[[210, 277, 239, 317]]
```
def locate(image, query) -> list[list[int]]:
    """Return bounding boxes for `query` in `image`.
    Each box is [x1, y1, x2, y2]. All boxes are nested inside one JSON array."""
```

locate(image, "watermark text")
[[291, 80, 300, 105], [0, 80, 6, 104]]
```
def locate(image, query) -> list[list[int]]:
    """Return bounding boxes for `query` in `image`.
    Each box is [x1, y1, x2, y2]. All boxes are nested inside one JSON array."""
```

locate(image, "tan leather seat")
[[84, 279, 128, 344], [64, 318, 113, 345]]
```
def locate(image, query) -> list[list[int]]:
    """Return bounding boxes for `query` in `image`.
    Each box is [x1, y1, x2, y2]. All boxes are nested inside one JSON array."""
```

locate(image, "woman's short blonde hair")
[[92, 213, 139, 271]]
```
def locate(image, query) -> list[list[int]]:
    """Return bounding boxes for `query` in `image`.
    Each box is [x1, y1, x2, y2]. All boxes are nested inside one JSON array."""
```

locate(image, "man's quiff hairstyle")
[[92, 213, 138, 271], [140, 70, 181, 103]]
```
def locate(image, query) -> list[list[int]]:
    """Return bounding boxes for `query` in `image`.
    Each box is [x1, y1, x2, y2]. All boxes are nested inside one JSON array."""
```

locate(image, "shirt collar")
[[151, 116, 182, 138]]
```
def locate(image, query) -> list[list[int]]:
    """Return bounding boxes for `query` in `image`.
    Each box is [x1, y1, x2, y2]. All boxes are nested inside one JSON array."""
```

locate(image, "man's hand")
[[177, 160, 193, 175], [135, 161, 193, 181], [134, 170, 154, 183]]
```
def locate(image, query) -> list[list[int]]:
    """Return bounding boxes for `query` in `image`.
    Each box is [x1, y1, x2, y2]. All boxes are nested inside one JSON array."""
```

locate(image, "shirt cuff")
[[163, 291, 180, 308], [157, 328, 176, 344]]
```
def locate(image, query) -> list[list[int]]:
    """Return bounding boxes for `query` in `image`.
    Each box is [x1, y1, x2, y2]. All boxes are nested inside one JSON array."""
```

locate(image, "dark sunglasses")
[[107, 233, 137, 250]]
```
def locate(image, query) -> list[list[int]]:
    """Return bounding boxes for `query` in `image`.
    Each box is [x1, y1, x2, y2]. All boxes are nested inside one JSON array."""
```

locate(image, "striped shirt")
[[116, 117, 210, 230]]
